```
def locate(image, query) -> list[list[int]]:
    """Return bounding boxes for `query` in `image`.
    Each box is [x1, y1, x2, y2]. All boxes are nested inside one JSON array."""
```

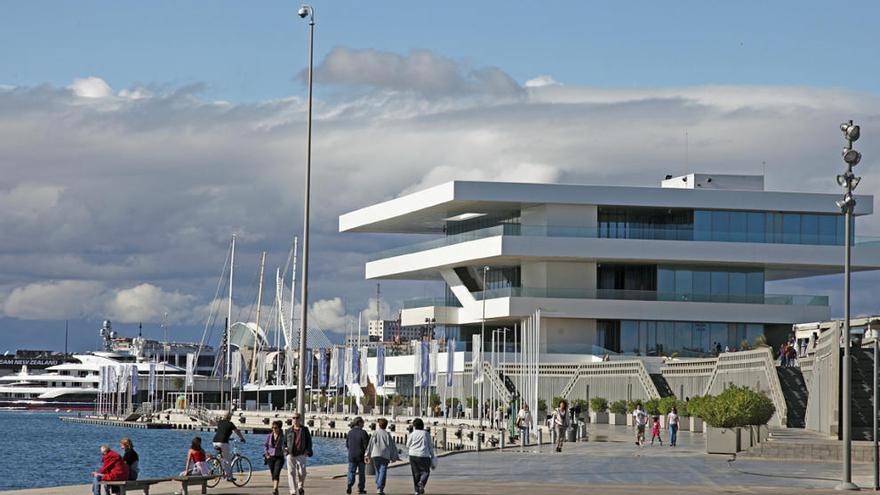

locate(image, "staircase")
[[776, 367, 808, 428], [650, 374, 674, 398], [847, 348, 874, 440], [481, 361, 512, 403]]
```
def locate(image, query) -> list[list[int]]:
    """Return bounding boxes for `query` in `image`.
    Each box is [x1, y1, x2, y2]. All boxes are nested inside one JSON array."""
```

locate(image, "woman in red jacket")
[[92, 444, 130, 495]]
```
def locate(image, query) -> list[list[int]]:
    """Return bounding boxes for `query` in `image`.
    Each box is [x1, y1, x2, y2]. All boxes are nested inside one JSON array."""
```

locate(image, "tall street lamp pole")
[[836, 120, 861, 491], [295, 4, 315, 416]]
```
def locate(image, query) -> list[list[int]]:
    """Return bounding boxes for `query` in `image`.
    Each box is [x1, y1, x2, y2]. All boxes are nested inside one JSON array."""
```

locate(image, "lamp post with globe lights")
[[295, 4, 315, 417], [836, 120, 862, 491]]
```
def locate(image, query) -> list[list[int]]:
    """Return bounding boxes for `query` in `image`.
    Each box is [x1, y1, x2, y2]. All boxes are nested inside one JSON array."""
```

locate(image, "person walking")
[[667, 406, 680, 447], [632, 404, 647, 446], [265, 420, 286, 495], [516, 403, 533, 445], [406, 418, 436, 495], [345, 417, 370, 495], [650, 416, 663, 446], [551, 399, 569, 453], [284, 411, 313, 495], [120, 437, 139, 481], [212, 411, 245, 482], [182, 437, 211, 476], [91, 444, 129, 495], [365, 418, 400, 495]]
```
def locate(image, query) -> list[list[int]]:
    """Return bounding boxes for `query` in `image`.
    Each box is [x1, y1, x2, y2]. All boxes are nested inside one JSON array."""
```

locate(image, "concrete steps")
[[776, 367, 807, 428]]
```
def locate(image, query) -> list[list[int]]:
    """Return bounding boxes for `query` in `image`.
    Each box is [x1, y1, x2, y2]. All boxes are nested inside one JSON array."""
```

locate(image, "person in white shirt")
[[632, 404, 647, 446], [516, 403, 533, 446], [406, 418, 436, 495], [666, 406, 680, 447], [551, 400, 569, 453]]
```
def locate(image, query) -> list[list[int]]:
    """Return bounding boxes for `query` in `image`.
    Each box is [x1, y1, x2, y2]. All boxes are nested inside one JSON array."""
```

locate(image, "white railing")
[[703, 347, 787, 427], [481, 361, 513, 403]]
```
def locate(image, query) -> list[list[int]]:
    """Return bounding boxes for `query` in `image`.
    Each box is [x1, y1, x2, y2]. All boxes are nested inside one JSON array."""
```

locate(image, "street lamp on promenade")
[[295, 4, 315, 416], [836, 120, 861, 491]]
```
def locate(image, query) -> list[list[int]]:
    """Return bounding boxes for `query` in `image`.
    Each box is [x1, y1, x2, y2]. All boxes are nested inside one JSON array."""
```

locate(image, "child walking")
[[650, 416, 663, 446]]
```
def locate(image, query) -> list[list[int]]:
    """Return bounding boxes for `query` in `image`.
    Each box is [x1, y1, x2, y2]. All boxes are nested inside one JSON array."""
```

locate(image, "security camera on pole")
[[835, 120, 861, 491]]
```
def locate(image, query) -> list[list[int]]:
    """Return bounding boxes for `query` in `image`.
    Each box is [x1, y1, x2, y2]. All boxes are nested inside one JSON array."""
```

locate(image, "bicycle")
[[206, 438, 253, 487]]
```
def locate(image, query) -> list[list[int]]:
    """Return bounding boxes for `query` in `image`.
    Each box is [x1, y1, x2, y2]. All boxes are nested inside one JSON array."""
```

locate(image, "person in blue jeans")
[[345, 416, 370, 495], [365, 418, 400, 495], [667, 406, 680, 447]]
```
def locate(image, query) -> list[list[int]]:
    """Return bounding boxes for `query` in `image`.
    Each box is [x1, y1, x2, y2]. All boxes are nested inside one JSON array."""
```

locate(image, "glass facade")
[[597, 319, 763, 357], [657, 265, 764, 302], [599, 206, 846, 245], [694, 210, 845, 245]]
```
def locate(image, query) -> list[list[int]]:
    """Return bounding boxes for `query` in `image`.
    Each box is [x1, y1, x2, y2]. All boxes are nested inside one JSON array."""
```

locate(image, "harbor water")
[[0, 411, 347, 491]]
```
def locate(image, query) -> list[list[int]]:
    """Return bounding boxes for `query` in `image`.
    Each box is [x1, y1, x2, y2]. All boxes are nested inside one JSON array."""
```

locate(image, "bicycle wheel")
[[230, 455, 252, 487], [206, 457, 223, 488]]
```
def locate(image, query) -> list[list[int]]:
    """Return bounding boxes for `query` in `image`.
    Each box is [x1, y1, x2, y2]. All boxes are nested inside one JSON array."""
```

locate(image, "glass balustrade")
[[367, 223, 880, 261]]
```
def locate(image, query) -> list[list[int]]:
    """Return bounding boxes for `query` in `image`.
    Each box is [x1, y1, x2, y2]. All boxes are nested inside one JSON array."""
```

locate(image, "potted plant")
[[589, 397, 609, 424], [609, 400, 628, 425], [687, 396, 706, 433], [700, 386, 775, 454], [677, 399, 691, 431]]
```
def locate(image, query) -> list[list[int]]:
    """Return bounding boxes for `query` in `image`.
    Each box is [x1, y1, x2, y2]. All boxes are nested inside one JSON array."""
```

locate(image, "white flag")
[[130, 364, 138, 397], [412, 341, 422, 388], [430, 340, 439, 387], [359, 346, 368, 387], [185, 353, 195, 387], [344, 346, 354, 385], [99, 366, 106, 393], [231, 351, 241, 388], [148, 363, 156, 398], [472, 335, 482, 383], [329, 347, 339, 388]]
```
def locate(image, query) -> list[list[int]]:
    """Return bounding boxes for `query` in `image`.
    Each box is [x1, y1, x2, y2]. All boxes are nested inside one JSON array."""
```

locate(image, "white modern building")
[[342, 173, 880, 359]]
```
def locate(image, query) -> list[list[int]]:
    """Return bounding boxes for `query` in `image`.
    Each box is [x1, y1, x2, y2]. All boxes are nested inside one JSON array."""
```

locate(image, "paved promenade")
[[6, 425, 878, 494]]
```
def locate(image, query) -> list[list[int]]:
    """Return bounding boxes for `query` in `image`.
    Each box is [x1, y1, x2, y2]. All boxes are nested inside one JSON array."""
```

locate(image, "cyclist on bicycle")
[[212, 410, 245, 481]]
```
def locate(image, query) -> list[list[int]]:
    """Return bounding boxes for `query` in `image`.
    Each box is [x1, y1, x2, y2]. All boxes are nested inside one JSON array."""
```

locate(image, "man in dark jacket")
[[345, 416, 370, 495], [284, 412, 313, 495]]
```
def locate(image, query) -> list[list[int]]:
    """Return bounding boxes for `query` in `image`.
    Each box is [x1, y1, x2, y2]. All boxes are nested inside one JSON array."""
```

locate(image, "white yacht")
[[0, 352, 184, 410]]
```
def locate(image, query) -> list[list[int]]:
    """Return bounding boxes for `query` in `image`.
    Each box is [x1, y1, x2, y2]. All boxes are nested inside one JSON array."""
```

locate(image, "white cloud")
[[69, 77, 113, 98], [0, 184, 63, 220], [314, 47, 523, 97], [104, 283, 196, 324], [1, 51, 879, 338], [525, 75, 560, 88], [2, 280, 104, 320]]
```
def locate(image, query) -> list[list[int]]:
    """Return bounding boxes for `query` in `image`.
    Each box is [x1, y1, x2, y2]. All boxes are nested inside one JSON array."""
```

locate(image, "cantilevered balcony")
[[470, 287, 829, 306]]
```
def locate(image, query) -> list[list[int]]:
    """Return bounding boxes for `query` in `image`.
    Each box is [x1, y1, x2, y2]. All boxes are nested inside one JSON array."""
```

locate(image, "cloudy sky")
[[1, 1, 879, 352]]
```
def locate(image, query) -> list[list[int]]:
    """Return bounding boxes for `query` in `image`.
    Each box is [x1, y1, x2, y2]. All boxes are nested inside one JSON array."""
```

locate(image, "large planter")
[[706, 426, 741, 454], [678, 417, 690, 431], [589, 412, 609, 424], [626, 413, 634, 426], [609, 413, 627, 425], [689, 416, 704, 433]]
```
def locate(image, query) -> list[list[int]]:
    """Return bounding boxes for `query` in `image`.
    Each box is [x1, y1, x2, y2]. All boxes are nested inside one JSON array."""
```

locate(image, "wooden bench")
[[100, 477, 172, 495], [172, 475, 216, 495]]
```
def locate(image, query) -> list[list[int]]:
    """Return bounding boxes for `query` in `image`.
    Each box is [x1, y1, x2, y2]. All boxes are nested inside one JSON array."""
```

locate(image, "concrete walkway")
[[5, 425, 878, 494]]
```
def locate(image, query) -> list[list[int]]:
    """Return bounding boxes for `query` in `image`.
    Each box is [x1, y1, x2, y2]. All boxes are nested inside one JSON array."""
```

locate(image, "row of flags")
[[311, 339, 457, 390], [97, 339, 459, 397], [97, 363, 158, 397]]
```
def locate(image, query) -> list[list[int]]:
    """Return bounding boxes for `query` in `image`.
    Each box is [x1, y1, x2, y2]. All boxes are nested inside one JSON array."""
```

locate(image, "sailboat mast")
[[252, 251, 266, 383], [289, 236, 298, 386], [226, 234, 235, 379]]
